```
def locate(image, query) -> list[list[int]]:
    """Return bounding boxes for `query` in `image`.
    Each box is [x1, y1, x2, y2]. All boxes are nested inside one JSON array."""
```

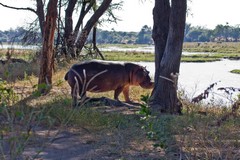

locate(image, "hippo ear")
[[141, 66, 149, 75], [144, 66, 149, 74]]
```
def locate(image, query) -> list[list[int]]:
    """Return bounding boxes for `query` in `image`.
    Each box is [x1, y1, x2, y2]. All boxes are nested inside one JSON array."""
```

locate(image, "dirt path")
[[19, 106, 165, 160], [23, 128, 162, 159]]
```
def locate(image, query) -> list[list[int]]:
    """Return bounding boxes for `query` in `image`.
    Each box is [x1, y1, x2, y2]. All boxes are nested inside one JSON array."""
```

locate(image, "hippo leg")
[[122, 86, 131, 102], [114, 86, 124, 101]]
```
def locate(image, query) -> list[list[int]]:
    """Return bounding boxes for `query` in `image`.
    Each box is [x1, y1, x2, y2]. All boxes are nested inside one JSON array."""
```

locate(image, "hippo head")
[[137, 67, 154, 89], [126, 63, 154, 89]]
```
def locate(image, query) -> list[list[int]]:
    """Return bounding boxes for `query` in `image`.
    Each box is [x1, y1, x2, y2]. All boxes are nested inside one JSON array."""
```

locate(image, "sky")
[[0, 0, 240, 32]]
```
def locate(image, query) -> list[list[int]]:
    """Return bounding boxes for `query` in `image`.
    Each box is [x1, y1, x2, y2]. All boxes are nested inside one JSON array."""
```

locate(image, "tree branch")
[[0, 2, 37, 14]]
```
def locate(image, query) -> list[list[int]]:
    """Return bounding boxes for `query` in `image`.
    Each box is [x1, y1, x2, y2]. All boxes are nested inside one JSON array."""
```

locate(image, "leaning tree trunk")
[[75, 0, 112, 54], [38, 0, 58, 94], [92, 25, 105, 60], [150, 0, 187, 114], [73, 1, 93, 38]]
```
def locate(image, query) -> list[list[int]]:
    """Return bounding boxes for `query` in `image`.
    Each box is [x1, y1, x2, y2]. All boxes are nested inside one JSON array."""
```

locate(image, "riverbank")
[[1, 42, 240, 62], [100, 42, 240, 62]]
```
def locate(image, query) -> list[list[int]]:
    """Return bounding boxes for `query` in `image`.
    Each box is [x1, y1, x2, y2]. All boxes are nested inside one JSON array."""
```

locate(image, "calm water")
[[100, 45, 204, 55], [137, 59, 240, 105], [1, 44, 40, 50]]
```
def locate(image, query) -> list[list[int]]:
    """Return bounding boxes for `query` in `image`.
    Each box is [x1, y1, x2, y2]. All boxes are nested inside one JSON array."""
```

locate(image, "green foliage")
[[136, 25, 153, 44], [230, 69, 240, 74], [137, 95, 156, 141], [0, 79, 18, 106], [103, 50, 154, 62], [0, 27, 41, 44], [185, 23, 240, 42], [138, 94, 151, 117]]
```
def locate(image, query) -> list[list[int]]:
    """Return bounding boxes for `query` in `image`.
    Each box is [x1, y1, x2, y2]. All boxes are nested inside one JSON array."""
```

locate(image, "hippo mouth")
[[139, 81, 154, 89]]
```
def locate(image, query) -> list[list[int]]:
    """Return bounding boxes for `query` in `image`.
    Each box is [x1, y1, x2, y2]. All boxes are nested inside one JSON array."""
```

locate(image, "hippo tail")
[[64, 71, 69, 81]]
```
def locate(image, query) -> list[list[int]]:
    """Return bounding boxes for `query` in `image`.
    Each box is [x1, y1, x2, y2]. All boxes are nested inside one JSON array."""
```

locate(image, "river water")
[[100, 45, 205, 55], [137, 59, 240, 105]]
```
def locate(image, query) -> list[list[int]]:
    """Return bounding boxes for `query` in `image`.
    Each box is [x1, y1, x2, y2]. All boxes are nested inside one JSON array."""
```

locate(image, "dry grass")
[[183, 42, 240, 53]]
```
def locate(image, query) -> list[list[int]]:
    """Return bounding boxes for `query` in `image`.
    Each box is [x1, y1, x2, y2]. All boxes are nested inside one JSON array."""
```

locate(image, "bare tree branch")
[[0, 2, 37, 14]]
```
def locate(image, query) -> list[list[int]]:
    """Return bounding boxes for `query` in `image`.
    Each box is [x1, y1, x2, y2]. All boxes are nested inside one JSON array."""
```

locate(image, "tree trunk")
[[150, 0, 187, 114], [36, 0, 45, 36], [92, 25, 105, 60], [151, 0, 170, 84], [38, 0, 58, 94], [75, 0, 112, 54], [74, 1, 93, 35], [56, 0, 62, 50], [64, 0, 77, 58]]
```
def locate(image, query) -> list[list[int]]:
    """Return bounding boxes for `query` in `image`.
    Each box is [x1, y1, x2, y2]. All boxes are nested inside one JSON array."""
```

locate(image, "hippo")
[[64, 60, 154, 106]]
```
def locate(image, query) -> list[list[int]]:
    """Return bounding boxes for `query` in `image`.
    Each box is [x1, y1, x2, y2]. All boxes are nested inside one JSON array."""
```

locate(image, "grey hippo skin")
[[64, 60, 154, 106]]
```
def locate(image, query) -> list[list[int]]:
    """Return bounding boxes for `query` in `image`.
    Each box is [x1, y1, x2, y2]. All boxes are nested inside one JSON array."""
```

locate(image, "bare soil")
[[21, 106, 164, 160]]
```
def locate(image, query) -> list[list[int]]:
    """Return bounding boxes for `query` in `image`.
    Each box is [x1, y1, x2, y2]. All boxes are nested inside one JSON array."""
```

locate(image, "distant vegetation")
[[230, 69, 240, 74], [1, 23, 240, 45]]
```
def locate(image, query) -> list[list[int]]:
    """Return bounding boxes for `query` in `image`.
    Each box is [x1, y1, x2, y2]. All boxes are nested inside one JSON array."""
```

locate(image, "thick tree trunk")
[[75, 0, 112, 54], [38, 0, 58, 94], [150, 0, 187, 114], [151, 0, 170, 84]]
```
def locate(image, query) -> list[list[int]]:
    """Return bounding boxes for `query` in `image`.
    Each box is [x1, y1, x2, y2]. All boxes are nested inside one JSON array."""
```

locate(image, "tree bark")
[[92, 25, 105, 60], [64, 0, 77, 57], [150, 0, 187, 114], [38, 0, 58, 94], [75, 0, 112, 54], [36, 0, 45, 36], [64, 0, 77, 41], [74, 1, 93, 35], [151, 0, 170, 84]]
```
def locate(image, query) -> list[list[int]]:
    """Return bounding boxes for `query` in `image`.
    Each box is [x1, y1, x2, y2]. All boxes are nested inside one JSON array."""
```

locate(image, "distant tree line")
[[0, 25, 153, 45], [185, 23, 240, 42], [1, 23, 240, 45], [0, 27, 42, 45]]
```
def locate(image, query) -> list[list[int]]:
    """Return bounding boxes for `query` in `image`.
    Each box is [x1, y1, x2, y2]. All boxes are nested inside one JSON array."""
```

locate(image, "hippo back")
[[66, 61, 130, 92]]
